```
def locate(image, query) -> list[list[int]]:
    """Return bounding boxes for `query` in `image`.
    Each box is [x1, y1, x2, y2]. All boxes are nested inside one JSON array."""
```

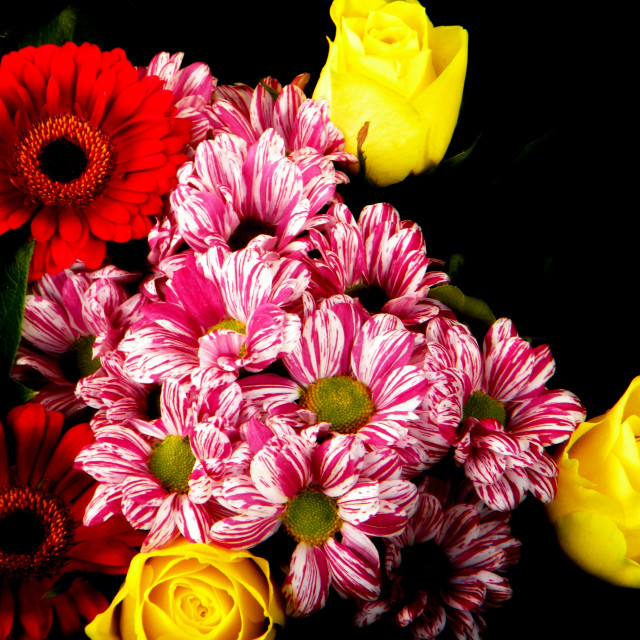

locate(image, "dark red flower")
[[0, 402, 143, 639], [0, 42, 191, 278]]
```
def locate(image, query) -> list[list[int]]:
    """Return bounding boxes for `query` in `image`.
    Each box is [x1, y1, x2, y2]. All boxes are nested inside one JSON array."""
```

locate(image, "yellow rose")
[[547, 376, 640, 587], [85, 539, 285, 640], [313, 0, 468, 186]]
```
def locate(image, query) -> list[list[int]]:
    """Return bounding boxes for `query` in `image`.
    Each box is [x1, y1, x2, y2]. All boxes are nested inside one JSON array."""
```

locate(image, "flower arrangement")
[[0, 2, 634, 640]]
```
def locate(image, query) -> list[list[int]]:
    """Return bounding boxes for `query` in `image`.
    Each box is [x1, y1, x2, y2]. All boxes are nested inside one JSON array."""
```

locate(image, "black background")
[[0, 2, 635, 638]]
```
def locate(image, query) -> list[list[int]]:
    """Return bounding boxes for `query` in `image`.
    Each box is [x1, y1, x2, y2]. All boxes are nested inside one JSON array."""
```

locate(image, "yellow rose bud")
[[547, 376, 640, 587], [85, 539, 285, 640], [313, 0, 468, 186]]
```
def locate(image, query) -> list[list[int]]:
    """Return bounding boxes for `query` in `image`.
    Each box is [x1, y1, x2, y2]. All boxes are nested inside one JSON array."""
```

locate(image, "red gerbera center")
[[11, 113, 116, 208], [0, 485, 75, 580]]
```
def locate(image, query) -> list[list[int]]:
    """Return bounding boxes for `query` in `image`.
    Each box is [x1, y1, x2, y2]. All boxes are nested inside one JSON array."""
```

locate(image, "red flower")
[[0, 403, 143, 639], [0, 42, 191, 278]]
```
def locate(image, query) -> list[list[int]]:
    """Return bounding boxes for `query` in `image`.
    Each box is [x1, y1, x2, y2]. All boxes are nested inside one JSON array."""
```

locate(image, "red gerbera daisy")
[[0, 42, 191, 278], [0, 402, 143, 640]]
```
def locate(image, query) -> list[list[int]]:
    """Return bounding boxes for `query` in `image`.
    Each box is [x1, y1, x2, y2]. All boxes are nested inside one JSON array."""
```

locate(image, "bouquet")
[[0, 2, 636, 639]]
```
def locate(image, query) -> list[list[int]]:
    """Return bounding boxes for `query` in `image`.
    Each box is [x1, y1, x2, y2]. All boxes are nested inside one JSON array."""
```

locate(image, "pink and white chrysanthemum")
[[137, 51, 217, 153], [422, 317, 586, 511], [238, 296, 437, 469], [170, 128, 338, 256], [209, 74, 356, 174], [297, 202, 449, 326], [120, 247, 305, 389], [209, 432, 417, 616], [75, 377, 243, 551], [75, 350, 157, 430], [356, 477, 521, 640], [12, 264, 144, 417]]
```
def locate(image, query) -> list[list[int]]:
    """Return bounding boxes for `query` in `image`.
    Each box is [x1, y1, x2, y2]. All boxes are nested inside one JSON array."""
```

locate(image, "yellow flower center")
[[281, 485, 341, 546], [0, 485, 75, 580], [299, 375, 375, 434], [148, 436, 196, 494], [462, 391, 507, 426], [11, 113, 116, 208]]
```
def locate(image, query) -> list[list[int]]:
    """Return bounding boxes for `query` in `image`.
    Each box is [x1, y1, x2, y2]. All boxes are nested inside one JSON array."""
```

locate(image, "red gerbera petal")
[[0, 403, 143, 640], [0, 42, 191, 279]]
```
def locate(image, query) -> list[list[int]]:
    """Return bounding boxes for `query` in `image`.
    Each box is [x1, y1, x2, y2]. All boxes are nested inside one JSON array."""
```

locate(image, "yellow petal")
[[84, 585, 129, 640], [85, 539, 285, 640], [330, 0, 389, 22], [547, 452, 623, 525], [553, 511, 640, 588], [318, 67, 425, 186], [411, 25, 468, 173]]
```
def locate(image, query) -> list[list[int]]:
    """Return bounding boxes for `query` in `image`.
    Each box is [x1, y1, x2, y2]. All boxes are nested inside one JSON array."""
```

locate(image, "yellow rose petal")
[[554, 511, 640, 588], [411, 25, 468, 174], [331, 0, 388, 22], [325, 68, 425, 186], [85, 539, 285, 640], [315, 0, 468, 185], [548, 453, 622, 524]]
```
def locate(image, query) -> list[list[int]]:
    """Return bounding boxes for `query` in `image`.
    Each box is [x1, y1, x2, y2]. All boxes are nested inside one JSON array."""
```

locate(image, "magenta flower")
[[120, 247, 305, 389], [75, 378, 241, 551], [210, 432, 417, 616], [13, 265, 144, 418], [356, 477, 521, 640], [238, 296, 435, 468], [76, 350, 158, 430], [298, 202, 449, 326], [423, 317, 586, 510], [170, 128, 338, 256], [209, 74, 356, 169]]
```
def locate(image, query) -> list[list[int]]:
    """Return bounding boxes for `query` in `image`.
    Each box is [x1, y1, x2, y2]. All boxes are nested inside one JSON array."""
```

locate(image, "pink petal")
[[284, 308, 345, 385], [314, 434, 364, 497], [251, 436, 312, 503], [219, 475, 281, 516], [337, 480, 380, 524], [283, 542, 330, 617], [209, 514, 281, 548], [175, 494, 214, 543], [324, 536, 380, 601]]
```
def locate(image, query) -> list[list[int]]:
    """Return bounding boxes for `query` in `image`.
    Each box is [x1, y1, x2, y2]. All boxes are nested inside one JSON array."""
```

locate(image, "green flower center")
[[462, 391, 507, 426], [299, 375, 375, 434], [148, 436, 196, 494], [207, 318, 247, 357], [208, 318, 247, 335], [345, 283, 389, 315], [60, 334, 101, 381], [281, 485, 341, 546]]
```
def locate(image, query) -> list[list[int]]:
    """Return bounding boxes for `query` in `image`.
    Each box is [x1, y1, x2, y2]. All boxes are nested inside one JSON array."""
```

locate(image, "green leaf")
[[431, 133, 481, 175], [429, 284, 496, 327], [4, 378, 38, 406], [0, 239, 33, 379], [258, 80, 280, 101], [18, 5, 77, 48], [0, 239, 35, 418]]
